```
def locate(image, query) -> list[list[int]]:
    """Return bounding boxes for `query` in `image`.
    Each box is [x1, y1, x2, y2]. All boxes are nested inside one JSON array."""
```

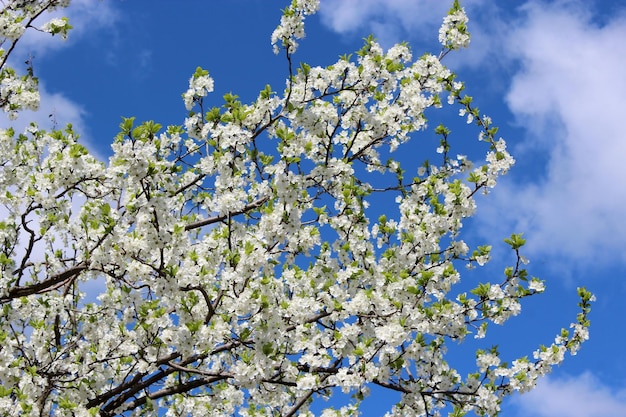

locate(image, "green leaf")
[[0, 386, 12, 397], [119, 116, 135, 135], [262, 342, 273, 355], [299, 62, 311, 76], [434, 124, 451, 136], [193, 66, 209, 78], [69, 143, 87, 158], [260, 84, 273, 99], [205, 107, 221, 122], [185, 320, 202, 333], [470, 283, 490, 297], [459, 95, 472, 106], [244, 241, 255, 255], [504, 233, 526, 249]]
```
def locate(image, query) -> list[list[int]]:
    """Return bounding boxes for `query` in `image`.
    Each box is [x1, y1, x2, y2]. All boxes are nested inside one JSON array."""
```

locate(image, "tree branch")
[[184, 196, 269, 231], [0, 262, 87, 303]]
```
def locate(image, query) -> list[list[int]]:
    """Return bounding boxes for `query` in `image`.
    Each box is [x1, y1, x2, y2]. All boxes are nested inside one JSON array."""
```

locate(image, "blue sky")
[[3, 0, 626, 415]]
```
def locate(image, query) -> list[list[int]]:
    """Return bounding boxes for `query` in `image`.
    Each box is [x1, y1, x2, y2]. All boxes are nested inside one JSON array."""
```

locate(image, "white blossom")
[[0, 1, 594, 416], [439, 6, 470, 50]]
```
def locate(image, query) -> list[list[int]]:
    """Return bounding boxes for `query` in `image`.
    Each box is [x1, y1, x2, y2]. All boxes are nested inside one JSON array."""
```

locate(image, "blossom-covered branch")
[[0, 1, 592, 416]]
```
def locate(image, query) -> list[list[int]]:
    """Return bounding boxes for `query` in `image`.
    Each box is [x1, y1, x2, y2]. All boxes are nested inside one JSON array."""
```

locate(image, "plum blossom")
[[0, 0, 593, 416], [439, 3, 470, 50]]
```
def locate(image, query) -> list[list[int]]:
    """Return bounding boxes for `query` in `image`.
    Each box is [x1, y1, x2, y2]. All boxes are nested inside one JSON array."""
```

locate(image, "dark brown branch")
[[283, 358, 341, 417], [86, 352, 183, 410], [118, 375, 229, 414], [283, 389, 316, 417], [0, 262, 87, 303], [373, 379, 411, 394], [88, 309, 335, 413], [172, 173, 204, 196], [0, 2, 57, 69], [184, 196, 269, 231]]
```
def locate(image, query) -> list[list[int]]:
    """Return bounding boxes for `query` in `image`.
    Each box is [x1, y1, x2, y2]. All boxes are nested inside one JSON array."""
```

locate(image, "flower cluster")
[[0, 1, 592, 416], [0, 67, 40, 118], [41, 16, 72, 40], [271, 0, 319, 54], [0, 0, 74, 119], [182, 66, 214, 111], [439, 1, 470, 50], [0, 10, 26, 40]]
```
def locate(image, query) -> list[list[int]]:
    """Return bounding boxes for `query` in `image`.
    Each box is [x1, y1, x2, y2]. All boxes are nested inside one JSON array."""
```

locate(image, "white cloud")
[[319, 0, 497, 49], [319, 0, 445, 35], [318, 0, 492, 48], [317, 0, 626, 269], [509, 372, 626, 417], [0, 0, 119, 160], [16, 82, 85, 128], [476, 1, 626, 267], [0, 82, 107, 161], [316, 0, 508, 94], [14, 0, 119, 60], [294, 0, 626, 271]]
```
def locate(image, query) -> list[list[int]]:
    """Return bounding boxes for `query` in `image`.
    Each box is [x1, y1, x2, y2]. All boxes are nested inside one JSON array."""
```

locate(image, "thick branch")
[[117, 375, 229, 414], [184, 196, 269, 231], [0, 262, 87, 303]]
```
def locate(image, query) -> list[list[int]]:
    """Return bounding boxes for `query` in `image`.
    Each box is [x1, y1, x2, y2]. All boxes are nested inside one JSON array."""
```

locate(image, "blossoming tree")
[[0, 0, 593, 416]]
